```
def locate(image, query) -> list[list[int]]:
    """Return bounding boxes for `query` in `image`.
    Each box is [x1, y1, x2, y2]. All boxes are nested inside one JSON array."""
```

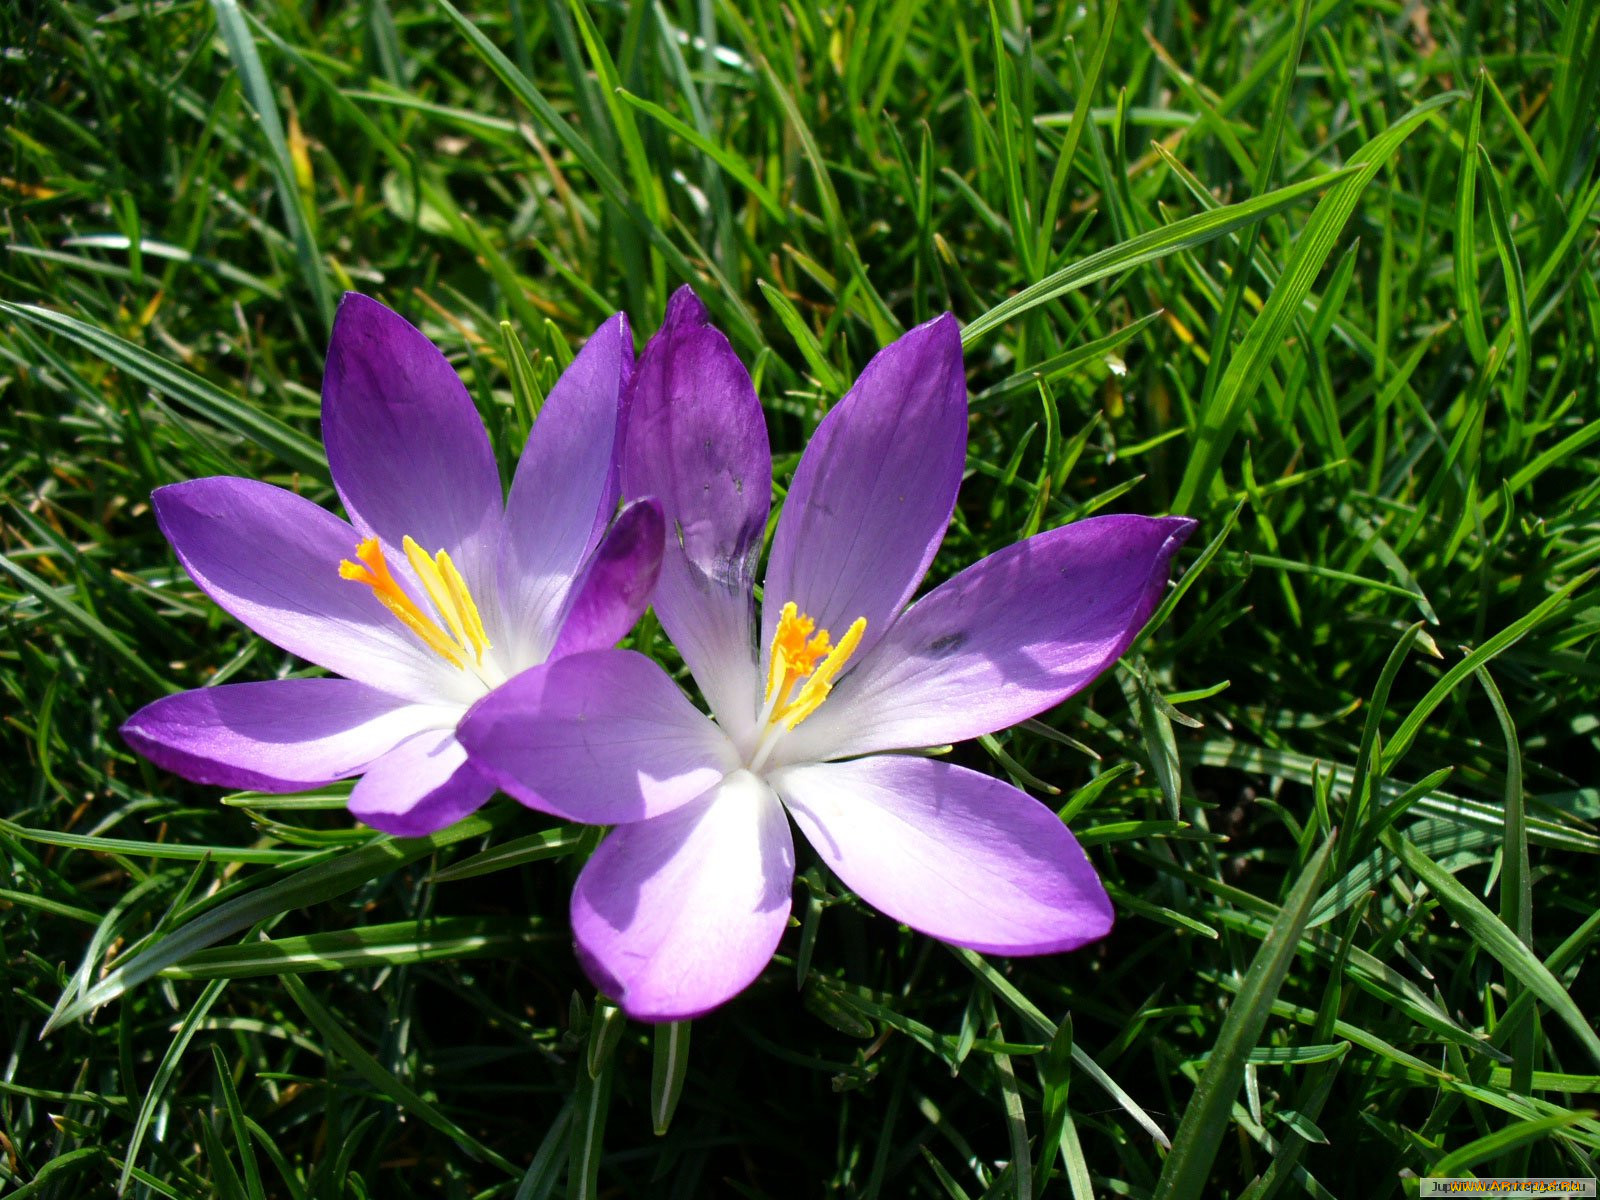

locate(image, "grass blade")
[[963, 165, 1357, 346], [160, 916, 555, 979], [1385, 829, 1600, 1068], [1, 301, 325, 472], [44, 812, 505, 1031], [1151, 836, 1334, 1200], [280, 971, 519, 1174], [650, 1021, 692, 1136], [1173, 92, 1460, 510], [208, 0, 333, 329]]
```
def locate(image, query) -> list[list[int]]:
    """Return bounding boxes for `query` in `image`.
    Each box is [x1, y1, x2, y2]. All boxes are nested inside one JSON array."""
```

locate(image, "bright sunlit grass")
[[3, 0, 1598, 1196]]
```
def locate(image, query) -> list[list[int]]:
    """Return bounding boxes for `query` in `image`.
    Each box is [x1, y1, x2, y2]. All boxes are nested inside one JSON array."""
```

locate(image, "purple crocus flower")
[[459, 288, 1194, 1020], [122, 293, 662, 837]]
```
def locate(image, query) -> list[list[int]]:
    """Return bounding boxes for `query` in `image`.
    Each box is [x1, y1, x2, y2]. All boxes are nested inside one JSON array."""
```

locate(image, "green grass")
[[4, 0, 1599, 1196]]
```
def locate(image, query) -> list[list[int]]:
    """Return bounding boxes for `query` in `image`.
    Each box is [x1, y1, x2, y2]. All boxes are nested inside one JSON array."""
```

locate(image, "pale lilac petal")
[[321, 293, 502, 595], [346, 728, 496, 837], [623, 287, 769, 743], [457, 649, 739, 824], [153, 477, 466, 704], [498, 313, 632, 665], [548, 500, 664, 660], [778, 514, 1196, 764], [571, 770, 795, 1021], [770, 756, 1111, 954], [762, 313, 966, 664], [121, 679, 449, 792]]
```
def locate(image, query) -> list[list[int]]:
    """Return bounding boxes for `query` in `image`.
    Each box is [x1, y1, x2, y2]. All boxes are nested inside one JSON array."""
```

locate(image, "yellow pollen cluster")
[[763, 601, 866, 731], [339, 536, 490, 669]]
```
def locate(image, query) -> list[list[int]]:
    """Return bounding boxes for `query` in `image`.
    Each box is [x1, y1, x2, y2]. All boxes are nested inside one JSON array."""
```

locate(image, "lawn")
[[3, 0, 1598, 1196]]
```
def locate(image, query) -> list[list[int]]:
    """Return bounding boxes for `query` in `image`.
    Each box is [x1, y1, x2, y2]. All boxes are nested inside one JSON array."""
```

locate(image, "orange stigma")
[[762, 602, 865, 731]]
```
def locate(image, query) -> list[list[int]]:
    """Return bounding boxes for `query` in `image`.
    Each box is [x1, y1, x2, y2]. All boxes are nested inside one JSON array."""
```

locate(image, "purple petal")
[[622, 287, 770, 742], [498, 313, 633, 665], [321, 293, 502, 594], [571, 770, 795, 1021], [779, 514, 1196, 763], [457, 649, 738, 824], [762, 313, 966, 664], [770, 756, 1111, 954], [153, 477, 465, 703], [548, 499, 664, 660], [121, 678, 447, 792], [346, 728, 497, 837]]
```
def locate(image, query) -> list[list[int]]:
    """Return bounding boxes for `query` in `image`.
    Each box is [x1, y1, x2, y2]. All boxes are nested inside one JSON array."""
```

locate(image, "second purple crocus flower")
[[460, 289, 1195, 1020], [122, 294, 662, 837]]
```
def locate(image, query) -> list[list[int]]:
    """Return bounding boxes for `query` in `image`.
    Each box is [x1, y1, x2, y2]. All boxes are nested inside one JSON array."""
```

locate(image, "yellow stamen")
[[339, 536, 491, 669], [402, 537, 490, 663], [764, 601, 833, 710], [780, 616, 866, 729], [762, 602, 866, 732]]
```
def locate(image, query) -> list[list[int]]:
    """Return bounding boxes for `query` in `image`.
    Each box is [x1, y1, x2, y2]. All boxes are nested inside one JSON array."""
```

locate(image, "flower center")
[[748, 602, 865, 768], [339, 536, 491, 672]]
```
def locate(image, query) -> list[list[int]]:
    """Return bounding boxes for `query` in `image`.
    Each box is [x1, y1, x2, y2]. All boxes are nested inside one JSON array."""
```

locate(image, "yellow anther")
[[402, 537, 490, 663], [339, 536, 491, 670], [761, 603, 866, 732]]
